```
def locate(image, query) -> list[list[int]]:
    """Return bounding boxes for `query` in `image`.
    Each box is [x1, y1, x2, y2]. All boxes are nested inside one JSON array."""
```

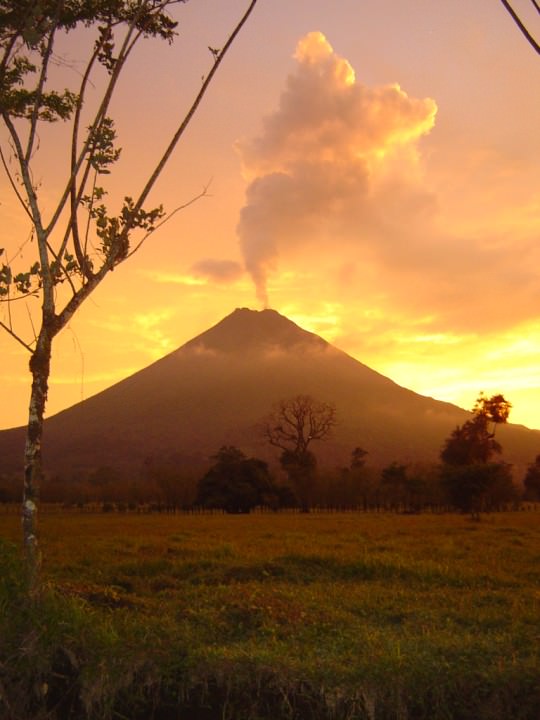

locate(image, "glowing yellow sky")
[[1, 0, 540, 433]]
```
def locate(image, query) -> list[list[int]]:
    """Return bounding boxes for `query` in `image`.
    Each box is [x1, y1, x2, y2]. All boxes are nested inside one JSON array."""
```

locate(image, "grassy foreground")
[[1, 510, 539, 719]]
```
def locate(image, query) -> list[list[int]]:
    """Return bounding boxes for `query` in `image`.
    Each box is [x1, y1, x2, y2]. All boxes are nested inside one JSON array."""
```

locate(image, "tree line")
[[1, 393, 539, 515]]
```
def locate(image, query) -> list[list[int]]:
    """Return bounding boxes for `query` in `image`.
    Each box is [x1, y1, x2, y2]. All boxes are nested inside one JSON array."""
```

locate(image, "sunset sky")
[[1, 0, 540, 432]]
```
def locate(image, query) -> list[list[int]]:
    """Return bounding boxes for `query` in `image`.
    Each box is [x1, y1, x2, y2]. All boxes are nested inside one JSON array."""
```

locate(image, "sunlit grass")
[[1, 510, 539, 718]]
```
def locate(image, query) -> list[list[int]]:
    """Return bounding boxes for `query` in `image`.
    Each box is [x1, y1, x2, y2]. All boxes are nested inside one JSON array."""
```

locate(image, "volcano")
[[1, 308, 538, 476]]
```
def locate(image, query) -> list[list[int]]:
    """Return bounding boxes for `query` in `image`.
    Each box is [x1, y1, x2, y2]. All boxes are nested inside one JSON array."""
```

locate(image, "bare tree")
[[263, 394, 337, 456], [0, 0, 258, 589], [262, 394, 336, 511]]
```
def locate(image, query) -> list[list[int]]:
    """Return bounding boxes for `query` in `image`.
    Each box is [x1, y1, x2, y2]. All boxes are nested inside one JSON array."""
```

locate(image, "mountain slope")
[[1, 308, 538, 476]]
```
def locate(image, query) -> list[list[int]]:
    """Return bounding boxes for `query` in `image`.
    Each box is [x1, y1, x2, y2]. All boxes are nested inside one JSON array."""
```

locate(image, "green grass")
[[1, 510, 539, 718]]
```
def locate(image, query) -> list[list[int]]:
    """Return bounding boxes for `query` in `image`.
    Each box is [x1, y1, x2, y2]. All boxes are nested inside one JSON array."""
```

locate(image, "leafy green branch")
[[0, 0, 260, 590]]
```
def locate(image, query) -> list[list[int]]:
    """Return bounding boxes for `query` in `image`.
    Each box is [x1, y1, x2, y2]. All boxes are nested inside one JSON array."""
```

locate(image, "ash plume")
[[236, 31, 437, 307]]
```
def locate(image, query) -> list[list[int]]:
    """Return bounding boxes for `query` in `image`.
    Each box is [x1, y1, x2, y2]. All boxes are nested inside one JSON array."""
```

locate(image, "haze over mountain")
[[1, 308, 539, 477]]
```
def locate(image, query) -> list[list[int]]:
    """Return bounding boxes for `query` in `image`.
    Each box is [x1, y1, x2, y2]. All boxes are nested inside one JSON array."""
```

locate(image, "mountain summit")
[[0, 308, 538, 475], [183, 308, 328, 354]]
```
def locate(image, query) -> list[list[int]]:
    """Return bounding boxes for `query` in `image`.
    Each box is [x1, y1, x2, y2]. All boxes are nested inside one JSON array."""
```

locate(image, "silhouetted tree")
[[473, 392, 512, 435], [331, 448, 375, 510], [440, 393, 514, 516], [142, 454, 197, 510], [0, 0, 259, 588], [441, 393, 511, 466], [350, 447, 372, 509], [441, 413, 501, 466], [380, 462, 408, 510], [263, 395, 337, 455], [278, 448, 317, 512], [262, 395, 336, 511], [196, 446, 278, 514], [441, 463, 515, 514], [274, 483, 299, 510], [404, 474, 426, 511], [523, 454, 540, 501]]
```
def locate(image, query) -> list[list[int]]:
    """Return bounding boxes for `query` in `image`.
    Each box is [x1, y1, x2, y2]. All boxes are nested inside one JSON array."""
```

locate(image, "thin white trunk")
[[22, 330, 52, 591]]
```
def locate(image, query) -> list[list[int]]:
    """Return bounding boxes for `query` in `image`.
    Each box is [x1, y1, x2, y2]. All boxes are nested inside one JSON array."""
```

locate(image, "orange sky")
[[1, 0, 540, 433]]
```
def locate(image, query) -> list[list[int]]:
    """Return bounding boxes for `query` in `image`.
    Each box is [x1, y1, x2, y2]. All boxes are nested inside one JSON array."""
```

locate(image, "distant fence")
[[1, 501, 539, 516]]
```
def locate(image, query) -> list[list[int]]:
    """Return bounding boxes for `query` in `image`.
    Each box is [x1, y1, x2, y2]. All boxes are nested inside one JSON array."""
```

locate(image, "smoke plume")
[[236, 31, 437, 307]]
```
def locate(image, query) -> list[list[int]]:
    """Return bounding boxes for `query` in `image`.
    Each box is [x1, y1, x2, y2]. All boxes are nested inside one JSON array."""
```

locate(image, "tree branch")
[[500, 0, 540, 54], [58, 0, 179, 244], [124, 183, 211, 259], [0, 144, 33, 221], [0, 319, 33, 352], [1, 110, 52, 299], [263, 395, 336, 456], [68, 41, 102, 279], [54, 258, 110, 334], [25, 17, 58, 163], [45, 10, 143, 236], [126, 0, 259, 226], [0, 31, 18, 83]]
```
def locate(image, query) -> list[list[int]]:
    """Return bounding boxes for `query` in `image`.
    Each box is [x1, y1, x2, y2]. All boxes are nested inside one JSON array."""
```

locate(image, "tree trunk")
[[22, 329, 53, 592]]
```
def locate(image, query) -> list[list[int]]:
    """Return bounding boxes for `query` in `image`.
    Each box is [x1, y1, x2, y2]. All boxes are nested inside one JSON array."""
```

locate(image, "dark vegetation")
[[0, 393, 536, 515], [195, 446, 284, 513], [0, 452, 527, 514], [439, 393, 516, 518]]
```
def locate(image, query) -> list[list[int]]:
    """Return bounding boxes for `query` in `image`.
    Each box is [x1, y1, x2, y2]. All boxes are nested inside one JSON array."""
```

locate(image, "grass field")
[[1, 509, 539, 719]]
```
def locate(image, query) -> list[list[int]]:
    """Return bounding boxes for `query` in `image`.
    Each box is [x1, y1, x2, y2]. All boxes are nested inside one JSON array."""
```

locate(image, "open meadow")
[[1, 509, 539, 719]]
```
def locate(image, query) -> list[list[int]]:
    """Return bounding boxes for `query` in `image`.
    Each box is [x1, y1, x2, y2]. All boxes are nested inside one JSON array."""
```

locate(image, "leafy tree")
[[440, 393, 514, 516], [195, 446, 278, 514], [262, 394, 336, 511], [441, 393, 511, 466], [0, 0, 258, 586], [523, 454, 540, 501], [473, 392, 512, 434], [441, 413, 501, 466], [441, 462, 515, 514]]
